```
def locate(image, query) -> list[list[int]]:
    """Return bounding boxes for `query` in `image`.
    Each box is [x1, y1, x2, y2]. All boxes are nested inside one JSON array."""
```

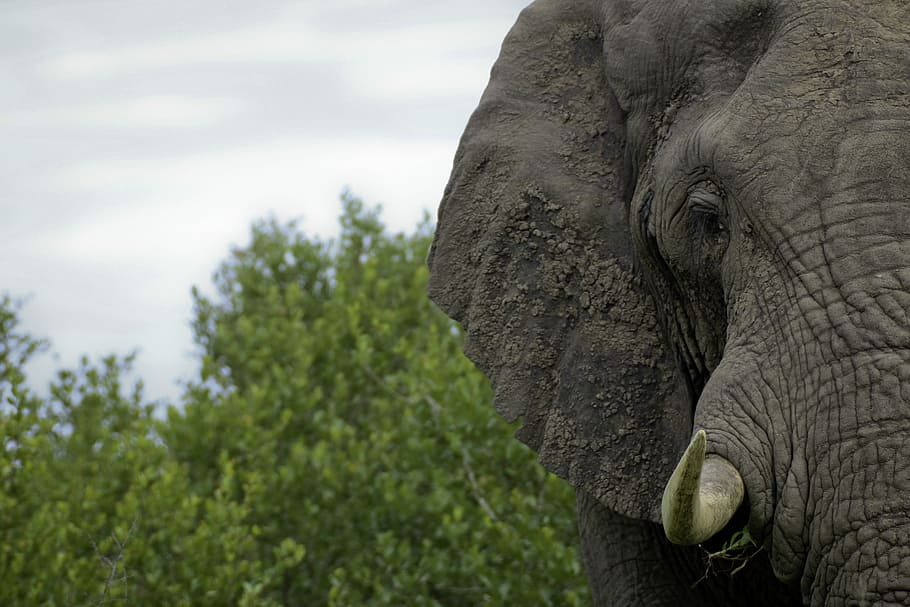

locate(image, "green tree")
[[0, 295, 189, 605], [0, 194, 590, 605], [165, 194, 590, 605]]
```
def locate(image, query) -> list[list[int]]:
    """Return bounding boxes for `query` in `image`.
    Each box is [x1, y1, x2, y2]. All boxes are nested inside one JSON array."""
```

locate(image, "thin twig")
[[88, 519, 136, 606], [461, 448, 497, 521], [422, 393, 442, 421]]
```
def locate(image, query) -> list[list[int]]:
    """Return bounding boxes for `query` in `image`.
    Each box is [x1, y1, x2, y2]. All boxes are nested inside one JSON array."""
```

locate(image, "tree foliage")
[[0, 195, 590, 605]]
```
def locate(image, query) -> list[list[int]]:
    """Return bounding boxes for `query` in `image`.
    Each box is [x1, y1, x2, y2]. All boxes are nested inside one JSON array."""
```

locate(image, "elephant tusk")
[[661, 430, 744, 545]]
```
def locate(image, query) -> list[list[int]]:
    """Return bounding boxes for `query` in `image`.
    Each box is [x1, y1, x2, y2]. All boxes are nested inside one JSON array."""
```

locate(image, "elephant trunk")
[[801, 428, 910, 607], [807, 523, 910, 607], [661, 430, 744, 545], [809, 528, 910, 607]]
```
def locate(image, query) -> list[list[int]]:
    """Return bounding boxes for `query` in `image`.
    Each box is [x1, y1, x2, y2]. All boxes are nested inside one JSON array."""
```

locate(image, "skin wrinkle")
[[633, 3, 910, 602], [634, 163, 721, 390], [727, 262, 795, 431], [732, 284, 817, 577], [712, 1, 906, 604], [803, 371, 910, 602], [676, 66, 848, 580], [741, 367, 786, 521], [702, 246, 798, 537], [809, 473, 910, 602], [432, 0, 910, 603]]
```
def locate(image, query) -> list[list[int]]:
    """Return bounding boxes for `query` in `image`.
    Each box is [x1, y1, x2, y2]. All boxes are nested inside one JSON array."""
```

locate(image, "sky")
[[2, 0, 530, 404]]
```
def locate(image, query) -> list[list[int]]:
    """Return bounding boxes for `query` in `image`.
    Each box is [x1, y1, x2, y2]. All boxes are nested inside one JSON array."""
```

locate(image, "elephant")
[[426, 0, 910, 605]]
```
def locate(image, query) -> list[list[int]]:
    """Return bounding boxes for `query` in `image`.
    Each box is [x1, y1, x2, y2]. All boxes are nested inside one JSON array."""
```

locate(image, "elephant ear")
[[427, 0, 692, 522]]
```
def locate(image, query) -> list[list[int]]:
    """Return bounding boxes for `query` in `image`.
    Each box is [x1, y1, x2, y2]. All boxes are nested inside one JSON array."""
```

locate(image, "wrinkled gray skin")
[[427, 0, 910, 605]]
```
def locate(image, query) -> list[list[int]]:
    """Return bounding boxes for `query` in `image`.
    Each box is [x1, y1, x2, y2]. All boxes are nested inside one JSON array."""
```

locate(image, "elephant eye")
[[686, 181, 727, 236]]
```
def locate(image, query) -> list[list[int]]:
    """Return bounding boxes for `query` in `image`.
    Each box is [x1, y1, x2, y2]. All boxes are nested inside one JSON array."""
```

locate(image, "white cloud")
[[17, 135, 454, 401], [348, 58, 494, 100], [2, 0, 527, 403], [0, 95, 244, 130], [41, 137, 453, 264], [42, 20, 506, 82]]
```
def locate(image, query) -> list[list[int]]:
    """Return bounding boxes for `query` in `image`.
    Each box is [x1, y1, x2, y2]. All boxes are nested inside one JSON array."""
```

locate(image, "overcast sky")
[[2, 0, 529, 403]]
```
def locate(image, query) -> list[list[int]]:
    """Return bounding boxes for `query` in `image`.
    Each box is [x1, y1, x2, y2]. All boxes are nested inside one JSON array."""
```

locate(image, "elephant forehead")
[[600, 0, 910, 216], [601, 0, 776, 115], [697, 3, 910, 214], [602, 0, 910, 119]]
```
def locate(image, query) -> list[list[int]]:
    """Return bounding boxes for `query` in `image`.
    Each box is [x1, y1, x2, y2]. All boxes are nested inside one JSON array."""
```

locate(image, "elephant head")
[[428, 0, 910, 605]]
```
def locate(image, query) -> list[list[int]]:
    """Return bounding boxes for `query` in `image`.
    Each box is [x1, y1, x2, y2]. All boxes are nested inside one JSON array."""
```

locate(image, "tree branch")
[[461, 448, 497, 521]]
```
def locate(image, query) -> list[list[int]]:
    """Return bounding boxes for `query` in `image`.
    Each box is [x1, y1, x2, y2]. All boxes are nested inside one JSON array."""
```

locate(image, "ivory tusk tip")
[[661, 430, 744, 545]]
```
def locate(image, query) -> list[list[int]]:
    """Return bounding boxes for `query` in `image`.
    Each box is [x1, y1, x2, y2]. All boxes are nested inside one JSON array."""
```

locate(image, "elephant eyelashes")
[[686, 182, 728, 238]]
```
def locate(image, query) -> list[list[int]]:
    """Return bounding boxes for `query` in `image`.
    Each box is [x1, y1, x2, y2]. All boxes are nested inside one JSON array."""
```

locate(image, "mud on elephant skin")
[[427, 0, 910, 605]]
